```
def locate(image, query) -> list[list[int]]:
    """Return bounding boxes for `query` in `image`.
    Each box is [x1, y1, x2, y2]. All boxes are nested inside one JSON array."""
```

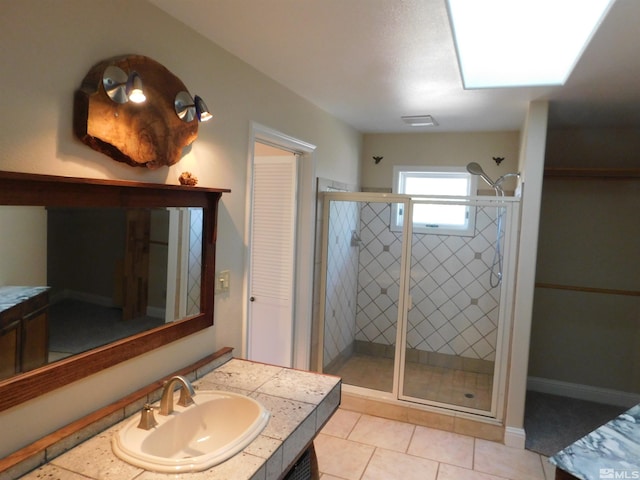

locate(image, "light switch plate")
[[217, 270, 230, 292]]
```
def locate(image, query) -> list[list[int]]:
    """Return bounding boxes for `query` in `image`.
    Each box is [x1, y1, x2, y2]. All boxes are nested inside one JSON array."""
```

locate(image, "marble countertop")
[[550, 403, 640, 480], [19, 358, 341, 480], [0, 286, 49, 314]]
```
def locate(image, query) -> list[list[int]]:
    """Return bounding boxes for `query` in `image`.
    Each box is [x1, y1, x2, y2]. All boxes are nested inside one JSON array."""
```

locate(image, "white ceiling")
[[150, 0, 640, 133]]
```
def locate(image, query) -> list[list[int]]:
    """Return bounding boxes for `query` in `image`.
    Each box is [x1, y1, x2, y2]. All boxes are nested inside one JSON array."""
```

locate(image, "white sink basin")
[[112, 390, 270, 473]]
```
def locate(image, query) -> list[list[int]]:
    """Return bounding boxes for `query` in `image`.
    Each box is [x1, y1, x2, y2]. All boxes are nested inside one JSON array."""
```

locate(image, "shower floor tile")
[[327, 353, 493, 411], [328, 353, 394, 392]]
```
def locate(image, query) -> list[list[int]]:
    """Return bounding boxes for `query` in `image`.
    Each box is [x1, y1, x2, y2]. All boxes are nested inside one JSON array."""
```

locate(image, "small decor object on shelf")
[[179, 172, 198, 186]]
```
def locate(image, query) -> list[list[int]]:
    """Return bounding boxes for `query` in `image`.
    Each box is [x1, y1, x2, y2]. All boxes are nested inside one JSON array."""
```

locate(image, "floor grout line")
[[318, 408, 552, 480], [358, 445, 376, 480]]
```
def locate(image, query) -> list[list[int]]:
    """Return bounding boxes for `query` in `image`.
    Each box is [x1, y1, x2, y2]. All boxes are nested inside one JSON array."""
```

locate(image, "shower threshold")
[[327, 352, 492, 412]]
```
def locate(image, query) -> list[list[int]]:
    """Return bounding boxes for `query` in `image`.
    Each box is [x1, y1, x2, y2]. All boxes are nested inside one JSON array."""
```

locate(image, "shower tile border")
[[341, 393, 504, 443], [355, 340, 494, 375]]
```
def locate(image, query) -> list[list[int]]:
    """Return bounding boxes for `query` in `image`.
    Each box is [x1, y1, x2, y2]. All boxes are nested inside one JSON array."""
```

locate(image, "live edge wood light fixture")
[[73, 55, 212, 169]]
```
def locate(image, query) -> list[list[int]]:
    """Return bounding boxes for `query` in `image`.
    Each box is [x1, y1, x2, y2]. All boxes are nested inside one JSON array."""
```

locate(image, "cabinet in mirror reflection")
[[2, 205, 203, 371]]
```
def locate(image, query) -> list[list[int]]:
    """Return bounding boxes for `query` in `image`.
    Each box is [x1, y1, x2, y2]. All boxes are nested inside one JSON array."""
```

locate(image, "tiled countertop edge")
[[0, 347, 235, 480]]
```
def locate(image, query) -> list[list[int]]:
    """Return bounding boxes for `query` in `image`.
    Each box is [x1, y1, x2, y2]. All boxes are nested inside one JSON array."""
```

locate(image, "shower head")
[[466, 162, 496, 187]]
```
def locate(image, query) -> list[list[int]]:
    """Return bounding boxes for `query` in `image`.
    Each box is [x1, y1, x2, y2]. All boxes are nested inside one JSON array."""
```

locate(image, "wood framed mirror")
[[0, 171, 229, 412]]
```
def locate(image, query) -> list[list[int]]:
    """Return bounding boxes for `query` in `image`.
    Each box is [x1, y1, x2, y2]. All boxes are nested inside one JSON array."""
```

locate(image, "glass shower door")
[[399, 197, 518, 416], [318, 193, 519, 419], [320, 193, 410, 394]]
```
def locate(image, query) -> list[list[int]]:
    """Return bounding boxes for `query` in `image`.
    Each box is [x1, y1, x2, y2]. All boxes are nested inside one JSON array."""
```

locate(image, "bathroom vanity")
[[15, 355, 341, 480], [0, 172, 339, 480]]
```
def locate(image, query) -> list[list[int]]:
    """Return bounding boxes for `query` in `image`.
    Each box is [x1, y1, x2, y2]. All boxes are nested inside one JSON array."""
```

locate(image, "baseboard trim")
[[504, 426, 526, 449], [146, 305, 166, 319], [527, 376, 640, 408]]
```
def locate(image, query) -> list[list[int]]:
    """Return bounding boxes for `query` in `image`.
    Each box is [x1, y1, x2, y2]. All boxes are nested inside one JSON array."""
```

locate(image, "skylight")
[[447, 0, 615, 89]]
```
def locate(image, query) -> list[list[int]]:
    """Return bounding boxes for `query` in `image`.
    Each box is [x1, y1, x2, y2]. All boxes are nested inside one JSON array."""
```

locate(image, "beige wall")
[[0, 0, 361, 456], [360, 131, 520, 192], [545, 127, 640, 169], [0, 207, 47, 286], [530, 125, 640, 396]]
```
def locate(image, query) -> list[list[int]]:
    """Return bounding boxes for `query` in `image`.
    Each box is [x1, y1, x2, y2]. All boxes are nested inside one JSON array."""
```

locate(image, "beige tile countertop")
[[19, 359, 341, 480]]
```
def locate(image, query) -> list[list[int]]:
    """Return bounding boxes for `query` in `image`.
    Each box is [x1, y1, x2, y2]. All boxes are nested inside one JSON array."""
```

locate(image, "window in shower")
[[392, 166, 477, 235]]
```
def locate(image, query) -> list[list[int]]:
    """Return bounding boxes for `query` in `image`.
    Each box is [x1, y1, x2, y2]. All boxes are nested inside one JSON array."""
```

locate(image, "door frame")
[[243, 122, 317, 369], [165, 207, 189, 323]]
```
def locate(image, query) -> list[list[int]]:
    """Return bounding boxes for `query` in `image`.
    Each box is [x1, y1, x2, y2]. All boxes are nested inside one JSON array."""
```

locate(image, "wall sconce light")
[[102, 66, 146, 104], [174, 91, 212, 122], [194, 95, 212, 122], [75, 54, 203, 168], [127, 72, 146, 103]]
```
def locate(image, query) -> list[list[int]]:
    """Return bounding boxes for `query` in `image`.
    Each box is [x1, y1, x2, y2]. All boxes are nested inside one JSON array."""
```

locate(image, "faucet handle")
[[137, 403, 158, 430]]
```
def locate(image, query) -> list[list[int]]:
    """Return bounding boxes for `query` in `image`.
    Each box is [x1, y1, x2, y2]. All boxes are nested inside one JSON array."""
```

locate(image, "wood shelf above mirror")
[[0, 171, 230, 413]]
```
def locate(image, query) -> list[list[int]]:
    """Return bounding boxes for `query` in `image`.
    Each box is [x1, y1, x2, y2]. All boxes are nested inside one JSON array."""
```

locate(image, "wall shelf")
[[535, 282, 640, 297], [543, 167, 640, 179]]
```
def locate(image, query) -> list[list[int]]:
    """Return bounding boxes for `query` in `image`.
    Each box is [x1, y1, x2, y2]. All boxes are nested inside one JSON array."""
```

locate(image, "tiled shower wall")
[[187, 207, 202, 316], [354, 202, 402, 355], [322, 197, 512, 372], [323, 200, 360, 369], [356, 202, 503, 362]]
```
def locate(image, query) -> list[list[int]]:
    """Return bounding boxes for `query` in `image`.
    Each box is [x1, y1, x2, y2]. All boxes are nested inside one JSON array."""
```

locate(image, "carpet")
[[524, 390, 626, 457], [48, 299, 165, 354]]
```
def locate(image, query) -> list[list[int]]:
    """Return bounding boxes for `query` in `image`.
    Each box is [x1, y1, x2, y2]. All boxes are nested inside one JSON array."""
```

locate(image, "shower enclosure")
[[317, 192, 520, 419]]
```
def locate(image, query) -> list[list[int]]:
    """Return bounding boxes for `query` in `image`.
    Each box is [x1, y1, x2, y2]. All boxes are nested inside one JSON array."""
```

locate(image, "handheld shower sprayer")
[[466, 162, 496, 188], [465, 162, 521, 288], [465, 162, 520, 196]]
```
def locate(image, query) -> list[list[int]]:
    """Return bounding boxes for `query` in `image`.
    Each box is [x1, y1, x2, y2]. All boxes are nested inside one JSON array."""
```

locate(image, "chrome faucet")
[[159, 375, 196, 415]]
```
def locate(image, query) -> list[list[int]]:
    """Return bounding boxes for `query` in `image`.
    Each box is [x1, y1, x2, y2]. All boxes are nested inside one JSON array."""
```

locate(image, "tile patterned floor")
[[316, 409, 556, 480], [329, 354, 492, 411]]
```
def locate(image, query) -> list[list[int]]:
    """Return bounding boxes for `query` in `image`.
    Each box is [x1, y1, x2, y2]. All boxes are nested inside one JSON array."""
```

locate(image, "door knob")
[[250, 296, 255, 302]]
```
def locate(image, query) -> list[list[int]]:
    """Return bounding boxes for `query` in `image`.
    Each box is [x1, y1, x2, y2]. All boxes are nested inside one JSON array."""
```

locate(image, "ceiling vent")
[[401, 115, 438, 127]]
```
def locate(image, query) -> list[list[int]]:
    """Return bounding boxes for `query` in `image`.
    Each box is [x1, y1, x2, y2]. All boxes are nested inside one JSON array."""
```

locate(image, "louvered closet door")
[[248, 154, 297, 367]]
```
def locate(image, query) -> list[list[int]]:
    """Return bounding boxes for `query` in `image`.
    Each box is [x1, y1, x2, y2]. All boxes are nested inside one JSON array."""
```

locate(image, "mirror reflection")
[[1, 206, 203, 375]]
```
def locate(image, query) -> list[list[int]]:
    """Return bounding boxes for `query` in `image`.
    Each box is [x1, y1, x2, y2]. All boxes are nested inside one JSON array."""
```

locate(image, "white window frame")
[[392, 166, 477, 236]]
